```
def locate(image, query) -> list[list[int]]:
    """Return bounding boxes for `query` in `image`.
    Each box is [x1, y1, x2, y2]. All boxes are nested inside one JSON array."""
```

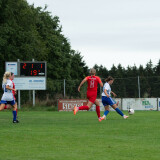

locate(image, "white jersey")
[[102, 82, 111, 97], [1, 79, 14, 101]]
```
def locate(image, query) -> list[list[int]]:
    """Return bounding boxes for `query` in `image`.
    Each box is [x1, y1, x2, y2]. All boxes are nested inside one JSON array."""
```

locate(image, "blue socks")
[[115, 108, 124, 116], [104, 110, 109, 116], [12, 111, 17, 121]]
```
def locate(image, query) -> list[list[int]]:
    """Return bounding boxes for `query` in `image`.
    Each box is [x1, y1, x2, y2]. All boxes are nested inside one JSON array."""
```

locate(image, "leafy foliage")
[[0, 0, 88, 101], [0, 0, 160, 103]]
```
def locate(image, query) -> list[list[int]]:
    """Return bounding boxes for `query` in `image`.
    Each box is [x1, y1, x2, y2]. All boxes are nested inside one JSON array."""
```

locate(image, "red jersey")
[[10, 79, 16, 99], [86, 76, 102, 92]]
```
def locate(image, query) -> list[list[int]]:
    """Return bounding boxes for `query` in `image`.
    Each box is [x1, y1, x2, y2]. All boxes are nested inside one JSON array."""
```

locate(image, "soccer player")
[[100, 76, 128, 121], [0, 71, 19, 123], [73, 68, 103, 121], [3, 72, 18, 116]]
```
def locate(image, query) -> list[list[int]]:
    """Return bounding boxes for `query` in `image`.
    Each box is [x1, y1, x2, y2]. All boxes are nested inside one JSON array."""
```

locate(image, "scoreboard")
[[20, 62, 46, 76], [5, 61, 47, 90]]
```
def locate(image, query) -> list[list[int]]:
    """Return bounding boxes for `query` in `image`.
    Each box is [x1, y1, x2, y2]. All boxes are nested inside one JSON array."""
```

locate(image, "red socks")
[[96, 106, 100, 118], [78, 106, 100, 118], [4, 105, 7, 109], [78, 106, 89, 110]]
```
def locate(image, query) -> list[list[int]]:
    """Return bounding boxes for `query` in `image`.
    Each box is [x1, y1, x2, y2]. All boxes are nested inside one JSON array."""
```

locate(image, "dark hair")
[[105, 76, 114, 82], [11, 72, 14, 76]]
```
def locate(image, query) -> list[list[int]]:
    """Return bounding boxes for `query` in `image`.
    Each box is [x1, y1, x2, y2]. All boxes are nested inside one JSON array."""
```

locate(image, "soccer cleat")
[[123, 115, 129, 119], [13, 120, 19, 123], [98, 117, 102, 122], [73, 106, 78, 115], [101, 117, 105, 121]]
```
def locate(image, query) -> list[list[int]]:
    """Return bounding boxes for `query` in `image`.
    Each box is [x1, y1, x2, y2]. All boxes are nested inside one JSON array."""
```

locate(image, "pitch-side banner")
[[58, 98, 121, 111], [122, 98, 157, 110], [58, 99, 88, 111]]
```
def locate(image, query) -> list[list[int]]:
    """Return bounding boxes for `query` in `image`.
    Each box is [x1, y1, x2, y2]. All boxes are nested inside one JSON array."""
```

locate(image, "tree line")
[[94, 60, 160, 98], [0, 0, 160, 105], [0, 0, 88, 103]]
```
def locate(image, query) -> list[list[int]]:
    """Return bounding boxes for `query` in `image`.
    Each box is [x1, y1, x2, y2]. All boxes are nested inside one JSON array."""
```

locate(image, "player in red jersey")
[[73, 68, 103, 121]]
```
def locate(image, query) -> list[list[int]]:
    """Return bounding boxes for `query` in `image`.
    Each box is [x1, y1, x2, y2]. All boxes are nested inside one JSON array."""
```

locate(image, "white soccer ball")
[[128, 108, 135, 115]]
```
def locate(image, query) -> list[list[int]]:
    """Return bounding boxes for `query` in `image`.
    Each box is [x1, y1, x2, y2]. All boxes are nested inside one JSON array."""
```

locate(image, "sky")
[[27, 0, 160, 69]]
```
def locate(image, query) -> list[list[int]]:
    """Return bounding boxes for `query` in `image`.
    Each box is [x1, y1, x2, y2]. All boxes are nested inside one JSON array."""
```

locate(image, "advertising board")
[[122, 98, 157, 110], [58, 98, 121, 111], [58, 99, 88, 111], [13, 77, 46, 90]]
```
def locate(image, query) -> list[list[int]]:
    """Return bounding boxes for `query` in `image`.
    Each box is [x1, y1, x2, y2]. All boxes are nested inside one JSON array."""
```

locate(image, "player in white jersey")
[[0, 71, 19, 123], [100, 76, 128, 121]]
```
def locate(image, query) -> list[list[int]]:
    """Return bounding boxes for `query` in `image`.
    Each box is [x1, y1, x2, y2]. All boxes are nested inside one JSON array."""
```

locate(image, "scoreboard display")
[[20, 62, 46, 76]]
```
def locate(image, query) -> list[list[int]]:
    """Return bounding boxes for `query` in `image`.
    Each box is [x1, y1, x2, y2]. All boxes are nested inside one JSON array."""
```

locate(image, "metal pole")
[[100, 86, 102, 98], [18, 90, 21, 109], [17, 59, 21, 109], [32, 59, 35, 106], [29, 90, 31, 101], [138, 76, 141, 98], [33, 90, 35, 106], [64, 79, 65, 98]]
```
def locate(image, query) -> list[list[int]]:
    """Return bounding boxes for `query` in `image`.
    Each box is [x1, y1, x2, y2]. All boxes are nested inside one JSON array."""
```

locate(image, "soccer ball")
[[128, 108, 135, 115]]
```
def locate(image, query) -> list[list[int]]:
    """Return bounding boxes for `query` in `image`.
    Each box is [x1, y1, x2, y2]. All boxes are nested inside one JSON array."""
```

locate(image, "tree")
[[0, 0, 89, 101]]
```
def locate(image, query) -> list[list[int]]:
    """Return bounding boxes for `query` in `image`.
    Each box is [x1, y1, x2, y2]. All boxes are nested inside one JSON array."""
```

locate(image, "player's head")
[[10, 72, 14, 80], [105, 76, 114, 84], [3, 71, 11, 84], [89, 68, 96, 75]]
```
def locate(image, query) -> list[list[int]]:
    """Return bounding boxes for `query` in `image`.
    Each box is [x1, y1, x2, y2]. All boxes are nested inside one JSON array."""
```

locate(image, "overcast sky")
[[27, 0, 160, 69]]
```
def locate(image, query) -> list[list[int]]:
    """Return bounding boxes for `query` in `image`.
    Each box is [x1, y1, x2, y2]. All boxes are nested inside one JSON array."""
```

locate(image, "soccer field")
[[0, 111, 160, 160]]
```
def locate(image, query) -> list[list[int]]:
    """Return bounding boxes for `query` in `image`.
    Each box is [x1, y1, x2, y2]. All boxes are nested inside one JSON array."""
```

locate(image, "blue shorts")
[[102, 96, 116, 106], [0, 100, 16, 106]]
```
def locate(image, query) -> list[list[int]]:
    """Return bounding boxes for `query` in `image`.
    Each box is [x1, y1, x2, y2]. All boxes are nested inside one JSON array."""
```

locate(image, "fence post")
[[138, 76, 141, 98], [64, 79, 65, 98], [17, 59, 21, 109], [32, 59, 35, 106], [100, 86, 102, 98]]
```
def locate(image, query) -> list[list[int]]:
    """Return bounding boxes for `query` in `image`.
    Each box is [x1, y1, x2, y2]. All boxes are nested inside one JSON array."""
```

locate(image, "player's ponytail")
[[105, 76, 114, 82], [2, 71, 11, 84]]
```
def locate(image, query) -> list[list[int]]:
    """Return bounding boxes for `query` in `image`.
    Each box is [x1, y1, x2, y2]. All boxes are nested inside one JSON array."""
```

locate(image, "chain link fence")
[[2, 76, 159, 106], [37, 76, 160, 100]]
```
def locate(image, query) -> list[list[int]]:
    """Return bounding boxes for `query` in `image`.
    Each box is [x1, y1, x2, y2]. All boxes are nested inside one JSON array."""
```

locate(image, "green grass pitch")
[[0, 110, 160, 160]]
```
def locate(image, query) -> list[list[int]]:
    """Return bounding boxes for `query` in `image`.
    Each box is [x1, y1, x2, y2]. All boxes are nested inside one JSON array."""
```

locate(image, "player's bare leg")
[[116, 101, 119, 106], [73, 101, 93, 115], [0, 104, 5, 111]]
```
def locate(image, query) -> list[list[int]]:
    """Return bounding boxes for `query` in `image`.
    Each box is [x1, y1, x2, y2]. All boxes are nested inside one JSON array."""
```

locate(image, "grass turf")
[[0, 110, 160, 160]]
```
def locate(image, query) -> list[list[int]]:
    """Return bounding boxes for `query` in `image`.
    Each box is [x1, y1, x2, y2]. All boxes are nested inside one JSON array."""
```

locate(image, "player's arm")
[[111, 91, 117, 97], [78, 78, 87, 92], [6, 85, 16, 92], [99, 81, 103, 87], [98, 77, 103, 87], [104, 89, 110, 97]]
